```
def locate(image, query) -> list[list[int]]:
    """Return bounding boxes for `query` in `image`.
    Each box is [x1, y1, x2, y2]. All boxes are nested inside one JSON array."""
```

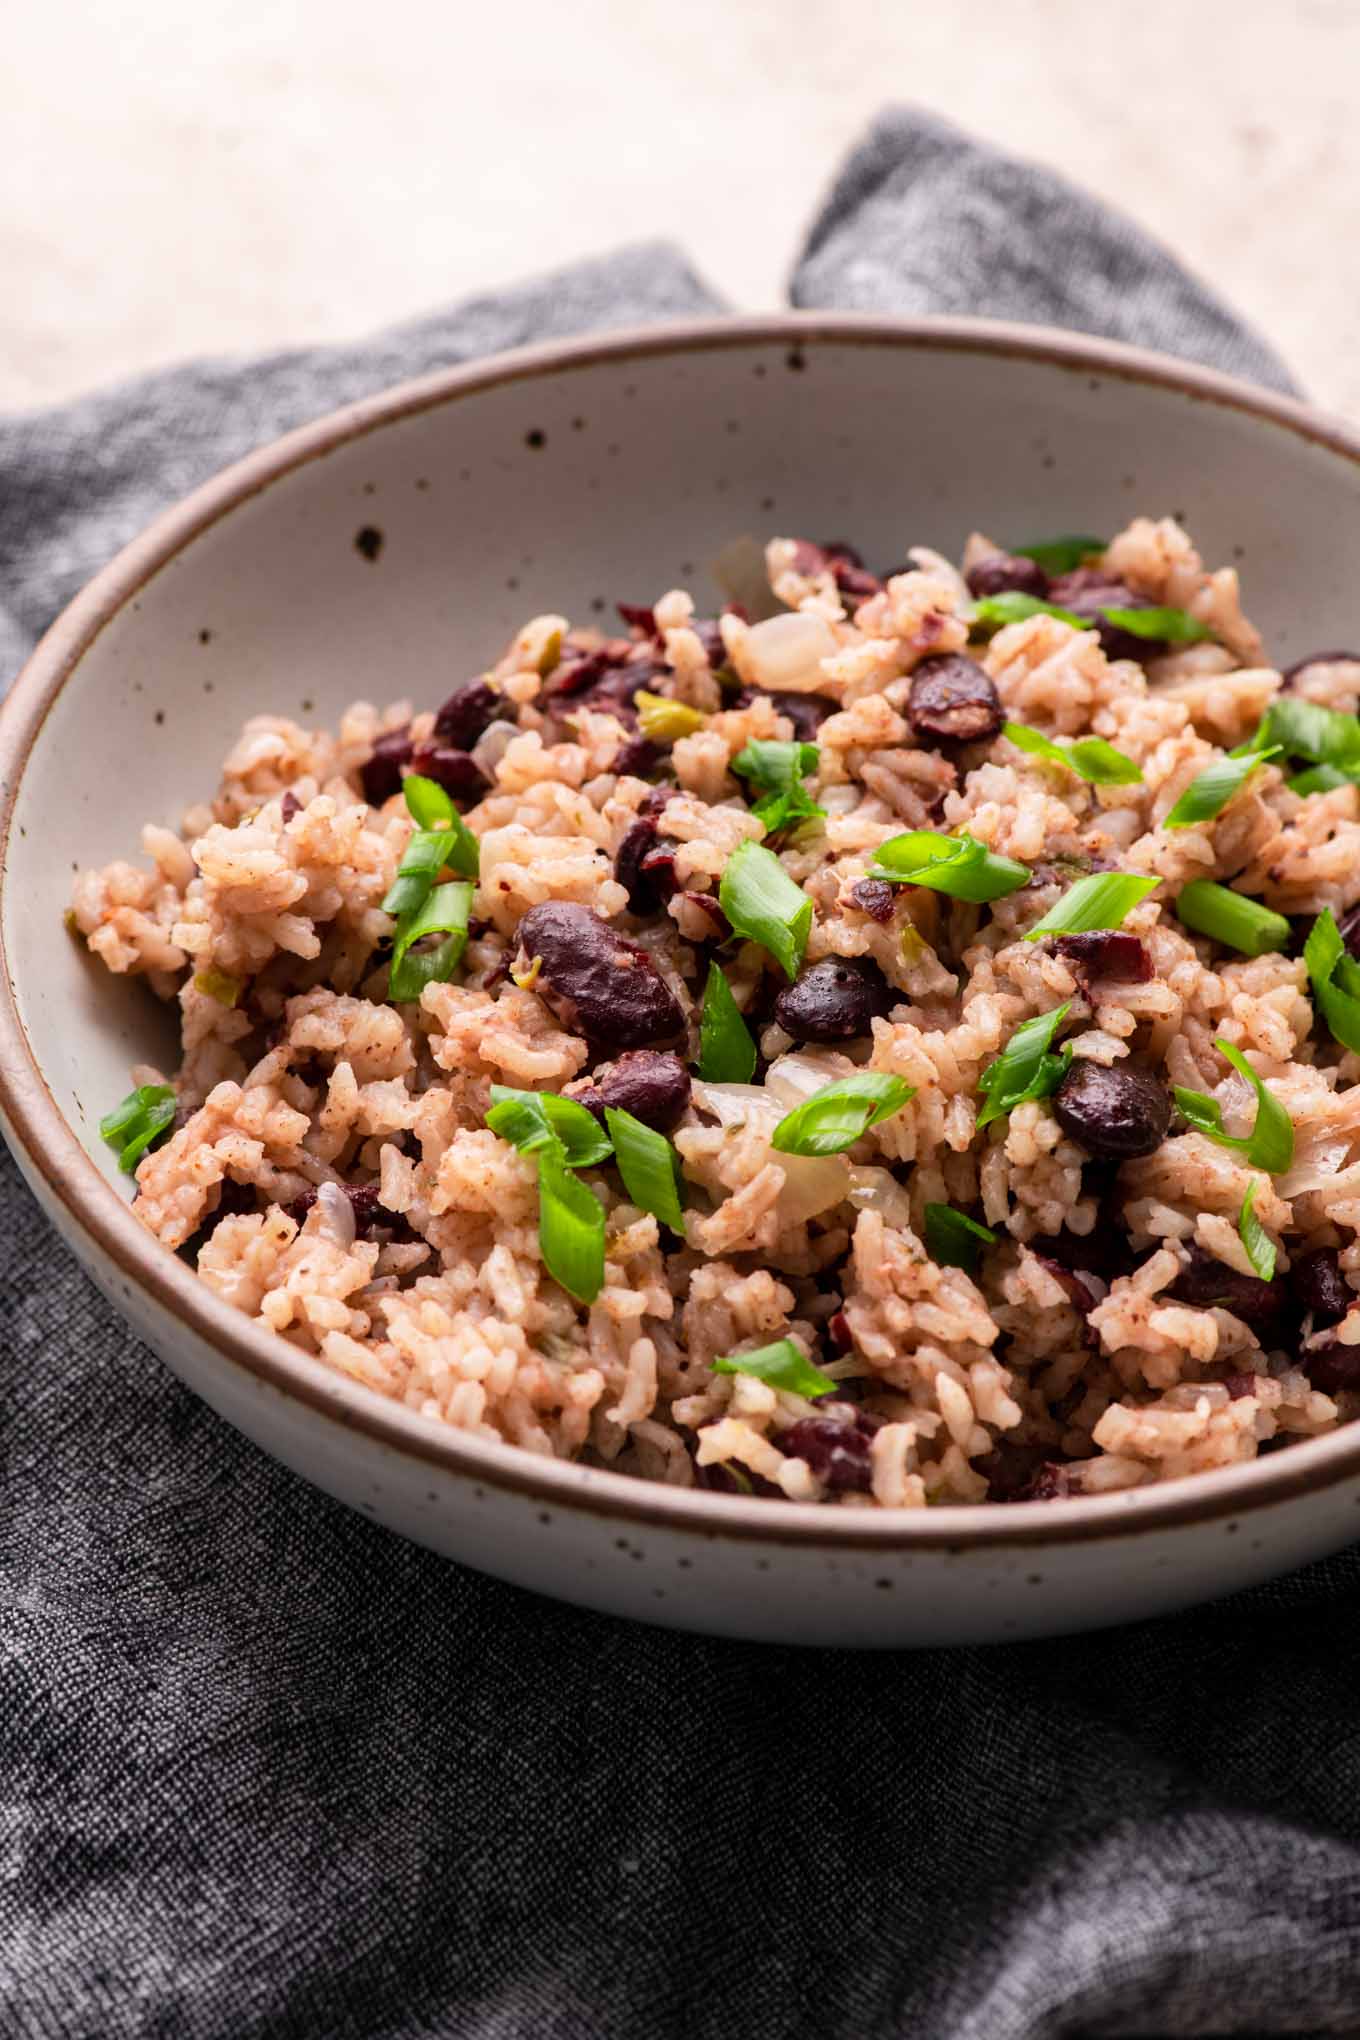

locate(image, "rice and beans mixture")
[[73, 520, 1360, 1506]]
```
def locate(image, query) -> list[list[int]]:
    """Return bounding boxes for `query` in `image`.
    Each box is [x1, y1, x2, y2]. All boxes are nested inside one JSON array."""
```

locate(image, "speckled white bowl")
[[5, 315, 1360, 1646]]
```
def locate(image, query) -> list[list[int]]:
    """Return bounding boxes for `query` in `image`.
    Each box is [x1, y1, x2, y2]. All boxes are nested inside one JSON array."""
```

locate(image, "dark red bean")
[[1021, 1462, 1075, 1502], [1167, 1245, 1282, 1334], [1047, 567, 1166, 662], [280, 790, 302, 823], [1290, 1248, 1350, 1325], [433, 679, 500, 749], [617, 602, 659, 637], [965, 550, 1049, 599], [611, 734, 662, 779], [693, 1445, 785, 1498], [690, 618, 727, 669], [1302, 1317, 1360, 1395], [409, 743, 490, 808], [1052, 1060, 1172, 1160], [851, 877, 896, 923], [828, 1311, 853, 1352], [779, 1409, 880, 1492], [571, 1049, 691, 1132], [1222, 1371, 1259, 1400], [1055, 931, 1154, 989], [1281, 649, 1360, 688], [1030, 1223, 1136, 1286], [515, 901, 685, 1050], [360, 726, 414, 806], [614, 816, 664, 913], [974, 1440, 1057, 1501], [906, 653, 1004, 745], [774, 956, 896, 1043]]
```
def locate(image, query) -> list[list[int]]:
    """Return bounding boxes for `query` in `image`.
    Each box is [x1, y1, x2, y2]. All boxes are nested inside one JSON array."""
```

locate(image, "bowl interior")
[[6, 324, 1356, 1197]]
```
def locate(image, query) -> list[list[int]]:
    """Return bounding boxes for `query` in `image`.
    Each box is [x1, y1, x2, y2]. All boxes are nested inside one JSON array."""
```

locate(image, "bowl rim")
[[7, 306, 1360, 1555]]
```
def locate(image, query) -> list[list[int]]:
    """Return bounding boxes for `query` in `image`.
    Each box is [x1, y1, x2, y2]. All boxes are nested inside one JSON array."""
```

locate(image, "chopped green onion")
[[99, 1083, 177, 1175], [1174, 881, 1290, 958], [486, 1085, 613, 1168], [1163, 747, 1280, 829], [770, 1072, 915, 1157], [1012, 535, 1106, 575], [924, 1204, 997, 1274], [1238, 1180, 1276, 1283], [634, 691, 708, 743], [712, 1338, 837, 1400], [388, 880, 473, 1003], [1024, 872, 1159, 942], [382, 828, 464, 918], [401, 775, 480, 876], [718, 840, 813, 980], [1100, 605, 1213, 644], [869, 830, 1030, 903], [537, 1152, 606, 1304], [976, 1003, 1072, 1129], [1246, 698, 1360, 771], [192, 968, 242, 1006], [698, 961, 757, 1083], [1305, 909, 1360, 1054], [732, 739, 825, 834], [1002, 721, 1143, 787], [1288, 764, 1355, 797], [605, 1107, 685, 1232], [971, 593, 1094, 634], [1171, 1039, 1294, 1173]]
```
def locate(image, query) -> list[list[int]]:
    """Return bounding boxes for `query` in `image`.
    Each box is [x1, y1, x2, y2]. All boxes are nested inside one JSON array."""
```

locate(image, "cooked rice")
[[72, 516, 1360, 1505]]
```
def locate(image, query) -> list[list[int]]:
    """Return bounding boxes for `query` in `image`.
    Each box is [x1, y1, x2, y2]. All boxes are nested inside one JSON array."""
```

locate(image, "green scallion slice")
[[1024, 872, 1159, 942], [1238, 1179, 1276, 1282], [605, 1107, 685, 1232], [1163, 747, 1280, 830], [698, 961, 757, 1083], [1174, 881, 1289, 958], [770, 1071, 915, 1157], [1171, 1039, 1294, 1173], [486, 1086, 613, 1168], [1248, 697, 1360, 772], [1012, 535, 1106, 575], [99, 1083, 177, 1175], [718, 840, 813, 980], [712, 1338, 837, 1400], [401, 775, 480, 877], [923, 1203, 997, 1274], [1100, 605, 1213, 644], [869, 830, 1030, 904], [732, 738, 825, 835], [1002, 721, 1143, 787], [976, 1003, 1072, 1130], [537, 1152, 606, 1304], [388, 879, 473, 1003], [1288, 764, 1355, 797], [971, 593, 1095, 634], [1305, 909, 1360, 1054]]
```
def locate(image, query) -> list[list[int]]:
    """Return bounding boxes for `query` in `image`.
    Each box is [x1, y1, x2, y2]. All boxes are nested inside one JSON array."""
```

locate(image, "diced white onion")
[[315, 1181, 357, 1249], [743, 612, 838, 693]]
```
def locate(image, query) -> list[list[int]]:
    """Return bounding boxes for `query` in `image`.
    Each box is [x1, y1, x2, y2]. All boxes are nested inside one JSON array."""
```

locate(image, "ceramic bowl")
[[5, 314, 1360, 1647]]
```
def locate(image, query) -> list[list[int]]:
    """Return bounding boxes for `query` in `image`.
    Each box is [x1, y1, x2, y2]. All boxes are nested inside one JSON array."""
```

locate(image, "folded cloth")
[[2, 108, 1356, 2040]]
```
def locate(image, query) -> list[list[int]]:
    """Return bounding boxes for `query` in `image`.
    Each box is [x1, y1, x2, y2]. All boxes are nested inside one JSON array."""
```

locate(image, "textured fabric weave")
[[3, 108, 1357, 2040]]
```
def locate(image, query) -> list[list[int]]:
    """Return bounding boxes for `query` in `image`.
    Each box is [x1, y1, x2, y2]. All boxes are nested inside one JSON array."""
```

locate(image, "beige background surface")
[[4, 0, 1357, 416]]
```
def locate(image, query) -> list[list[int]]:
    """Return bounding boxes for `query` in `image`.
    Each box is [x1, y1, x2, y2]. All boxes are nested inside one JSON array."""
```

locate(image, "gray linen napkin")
[[2, 108, 1355, 2040]]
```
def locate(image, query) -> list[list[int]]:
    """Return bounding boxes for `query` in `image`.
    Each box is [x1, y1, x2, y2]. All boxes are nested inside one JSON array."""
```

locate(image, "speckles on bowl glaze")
[[197, 627, 213, 644], [354, 525, 384, 563], [525, 429, 546, 450]]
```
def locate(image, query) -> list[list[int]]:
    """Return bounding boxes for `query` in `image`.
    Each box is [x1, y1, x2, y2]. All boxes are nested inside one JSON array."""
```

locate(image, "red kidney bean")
[[774, 956, 896, 1042], [433, 679, 500, 749], [1047, 567, 1167, 662], [360, 726, 414, 806], [906, 654, 1004, 745], [571, 1049, 692, 1132], [1054, 931, 1154, 988], [515, 901, 685, 1049], [1052, 1060, 1171, 1160], [409, 743, 490, 808], [965, 549, 1049, 599]]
